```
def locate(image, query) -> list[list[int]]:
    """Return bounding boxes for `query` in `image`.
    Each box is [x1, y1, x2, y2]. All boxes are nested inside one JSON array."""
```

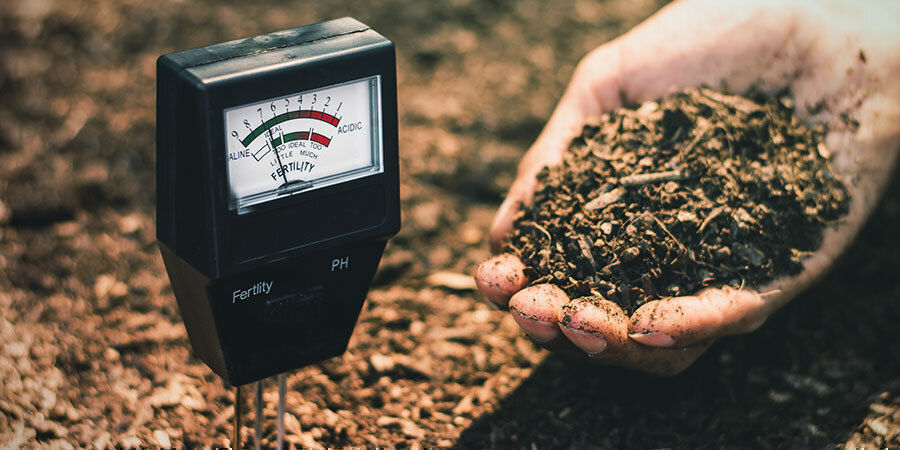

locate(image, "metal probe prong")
[[277, 373, 286, 449], [255, 380, 264, 450], [234, 385, 243, 449]]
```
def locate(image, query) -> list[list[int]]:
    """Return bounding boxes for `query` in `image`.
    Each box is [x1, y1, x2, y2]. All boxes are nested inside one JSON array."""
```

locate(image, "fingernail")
[[474, 279, 511, 306], [510, 310, 559, 342], [629, 331, 675, 347], [559, 324, 608, 354]]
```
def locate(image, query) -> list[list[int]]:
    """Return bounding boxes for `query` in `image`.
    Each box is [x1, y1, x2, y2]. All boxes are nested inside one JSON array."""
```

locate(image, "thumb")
[[489, 46, 625, 252]]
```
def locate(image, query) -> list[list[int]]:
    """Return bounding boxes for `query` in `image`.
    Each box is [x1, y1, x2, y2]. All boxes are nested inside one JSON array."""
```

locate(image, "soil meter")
[[156, 18, 399, 388]]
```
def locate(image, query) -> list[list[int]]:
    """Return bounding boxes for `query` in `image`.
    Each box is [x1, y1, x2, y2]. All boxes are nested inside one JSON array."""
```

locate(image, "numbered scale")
[[156, 18, 400, 390], [225, 77, 380, 211]]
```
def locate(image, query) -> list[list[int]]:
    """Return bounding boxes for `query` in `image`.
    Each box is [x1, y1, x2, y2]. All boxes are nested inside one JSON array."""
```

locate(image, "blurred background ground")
[[0, 0, 898, 447]]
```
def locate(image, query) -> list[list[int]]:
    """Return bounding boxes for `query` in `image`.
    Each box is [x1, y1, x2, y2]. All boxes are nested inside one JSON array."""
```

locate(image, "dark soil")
[[506, 88, 849, 312], [1, 0, 898, 448]]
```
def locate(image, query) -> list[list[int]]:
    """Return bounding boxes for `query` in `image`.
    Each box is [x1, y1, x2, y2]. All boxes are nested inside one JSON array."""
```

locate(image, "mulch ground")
[[1, 0, 898, 447]]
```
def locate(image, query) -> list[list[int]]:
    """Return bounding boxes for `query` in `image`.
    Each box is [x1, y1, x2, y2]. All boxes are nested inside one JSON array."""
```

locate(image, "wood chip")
[[698, 205, 726, 234], [425, 271, 476, 291], [584, 187, 624, 211], [577, 236, 599, 271], [619, 170, 688, 187]]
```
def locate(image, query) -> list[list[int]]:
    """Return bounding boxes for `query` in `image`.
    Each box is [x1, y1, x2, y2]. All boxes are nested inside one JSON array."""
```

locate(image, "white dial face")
[[224, 76, 383, 211]]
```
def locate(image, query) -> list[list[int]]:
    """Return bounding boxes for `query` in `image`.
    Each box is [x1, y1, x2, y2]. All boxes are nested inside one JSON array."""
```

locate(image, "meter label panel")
[[224, 76, 383, 211]]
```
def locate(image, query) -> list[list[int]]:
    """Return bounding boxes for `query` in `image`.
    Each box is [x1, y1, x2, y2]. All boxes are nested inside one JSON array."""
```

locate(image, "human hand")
[[475, 0, 900, 374]]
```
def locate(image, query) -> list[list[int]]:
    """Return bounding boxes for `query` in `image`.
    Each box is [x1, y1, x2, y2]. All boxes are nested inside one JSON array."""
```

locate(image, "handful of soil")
[[505, 87, 850, 314]]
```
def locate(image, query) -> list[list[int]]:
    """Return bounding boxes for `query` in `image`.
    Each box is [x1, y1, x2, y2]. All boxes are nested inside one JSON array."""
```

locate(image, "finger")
[[558, 296, 712, 375], [557, 296, 628, 355], [507, 284, 569, 343], [489, 180, 534, 253], [473, 254, 529, 308], [489, 49, 626, 253], [628, 288, 768, 347], [487, 142, 564, 253], [613, 340, 711, 376]]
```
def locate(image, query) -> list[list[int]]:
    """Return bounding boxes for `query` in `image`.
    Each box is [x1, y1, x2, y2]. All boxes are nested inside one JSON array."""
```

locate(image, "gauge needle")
[[267, 123, 288, 185]]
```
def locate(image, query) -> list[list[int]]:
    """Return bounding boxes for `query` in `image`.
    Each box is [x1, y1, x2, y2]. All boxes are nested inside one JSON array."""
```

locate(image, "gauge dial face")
[[224, 76, 383, 211]]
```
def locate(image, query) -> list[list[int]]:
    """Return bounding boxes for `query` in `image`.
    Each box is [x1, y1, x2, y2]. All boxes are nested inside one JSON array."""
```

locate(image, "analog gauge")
[[224, 76, 383, 211]]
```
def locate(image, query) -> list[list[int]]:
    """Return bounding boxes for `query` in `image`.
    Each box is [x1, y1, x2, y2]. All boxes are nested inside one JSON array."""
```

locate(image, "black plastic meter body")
[[156, 18, 399, 386]]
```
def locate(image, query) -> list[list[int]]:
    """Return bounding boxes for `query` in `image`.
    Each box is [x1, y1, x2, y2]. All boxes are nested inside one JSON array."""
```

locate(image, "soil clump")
[[506, 87, 850, 313]]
